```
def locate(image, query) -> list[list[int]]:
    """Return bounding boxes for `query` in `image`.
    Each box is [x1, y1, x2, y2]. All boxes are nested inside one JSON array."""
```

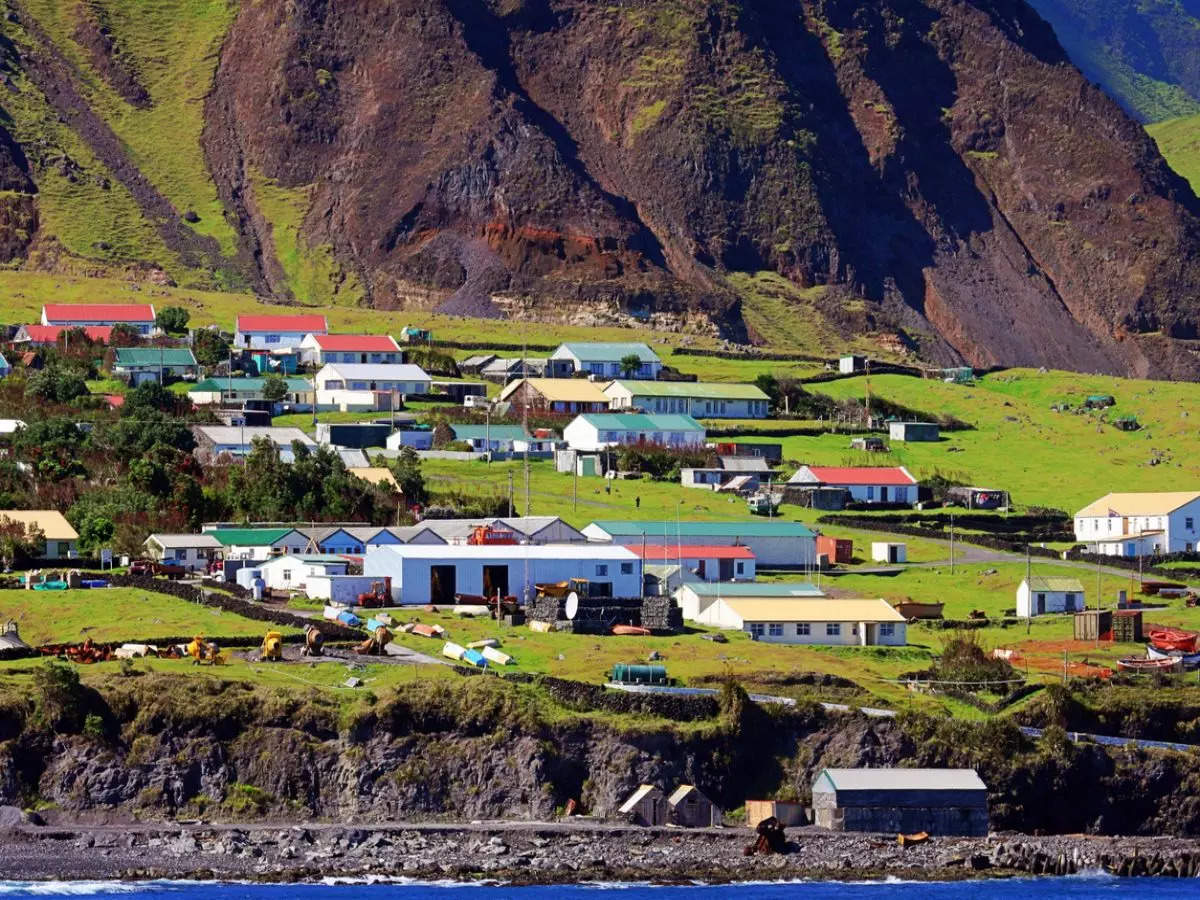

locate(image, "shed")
[[746, 799, 806, 828], [816, 535, 853, 565], [839, 355, 866, 374], [871, 542, 907, 564], [888, 421, 940, 442], [1073, 609, 1112, 642], [619, 784, 667, 826], [1017, 576, 1084, 617], [811, 768, 988, 836], [1113, 609, 1144, 642], [667, 785, 720, 827]]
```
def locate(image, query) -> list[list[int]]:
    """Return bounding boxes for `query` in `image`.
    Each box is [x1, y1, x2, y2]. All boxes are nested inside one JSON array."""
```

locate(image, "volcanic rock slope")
[[4, 0, 1200, 376]]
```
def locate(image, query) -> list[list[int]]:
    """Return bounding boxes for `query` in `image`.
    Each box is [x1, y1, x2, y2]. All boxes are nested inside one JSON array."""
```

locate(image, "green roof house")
[[582, 519, 816, 567], [603, 379, 770, 418], [204, 527, 310, 561], [111, 346, 198, 386], [549, 342, 663, 379], [563, 412, 704, 453]]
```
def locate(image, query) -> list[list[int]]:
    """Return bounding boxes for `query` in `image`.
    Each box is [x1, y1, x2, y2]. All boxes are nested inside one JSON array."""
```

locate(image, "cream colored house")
[[0, 510, 80, 558]]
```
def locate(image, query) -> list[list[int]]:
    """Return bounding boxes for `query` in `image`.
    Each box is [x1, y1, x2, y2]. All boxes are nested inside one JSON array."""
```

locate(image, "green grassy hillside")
[[1147, 112, 1200, 192]]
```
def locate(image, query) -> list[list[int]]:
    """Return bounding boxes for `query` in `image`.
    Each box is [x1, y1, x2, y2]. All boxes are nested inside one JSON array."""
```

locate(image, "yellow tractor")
[[259, 630, 284, 662]]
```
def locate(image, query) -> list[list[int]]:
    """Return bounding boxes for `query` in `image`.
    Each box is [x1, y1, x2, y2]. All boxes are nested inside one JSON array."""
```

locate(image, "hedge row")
[[818, 515, 1063, 558], [1064, 548, 1200, 580]]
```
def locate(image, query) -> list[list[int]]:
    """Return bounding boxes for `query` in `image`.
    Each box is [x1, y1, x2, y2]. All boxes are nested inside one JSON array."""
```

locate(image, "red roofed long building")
[[15, 325, 113, 345], [298, 332, 402, 366], [234, 314, 328, 350], [789, 465, 917, 505], [41, 304, 155, 334], [628, 544, 756, 583]]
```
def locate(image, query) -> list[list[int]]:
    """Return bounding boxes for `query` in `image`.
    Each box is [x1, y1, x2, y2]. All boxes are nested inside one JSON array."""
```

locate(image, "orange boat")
[[1148, 628, 1198, 653], [612, 625, 651, 636]]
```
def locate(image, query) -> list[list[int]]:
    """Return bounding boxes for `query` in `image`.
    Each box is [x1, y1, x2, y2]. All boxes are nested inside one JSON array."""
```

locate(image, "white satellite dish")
[[565, 591, 579, 620]]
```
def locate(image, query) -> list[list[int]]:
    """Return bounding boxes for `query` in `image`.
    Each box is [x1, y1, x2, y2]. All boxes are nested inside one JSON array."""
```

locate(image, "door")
[[697, 559, 706, 579], [430, 565, 456, 604], [719, 559, 734, 580], [482, 565, 510, 599], [1037, 593, 1046, 615], [888, 545, 899, 564], [880, 486, 888, 502]]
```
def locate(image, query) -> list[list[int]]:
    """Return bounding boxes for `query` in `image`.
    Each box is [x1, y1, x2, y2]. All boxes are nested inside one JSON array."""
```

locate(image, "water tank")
[[611, 664, 667, 685]]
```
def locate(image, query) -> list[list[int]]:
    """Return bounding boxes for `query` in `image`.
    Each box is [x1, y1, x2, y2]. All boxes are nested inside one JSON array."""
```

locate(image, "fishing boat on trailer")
[[1117, 655, 1181, 673], [1146, 644, 1200, 669], [1147, 628, 1198, 653]]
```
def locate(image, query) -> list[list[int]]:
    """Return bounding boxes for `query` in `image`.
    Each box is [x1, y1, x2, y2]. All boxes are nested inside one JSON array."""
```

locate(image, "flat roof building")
[[583, 519, 816, 567], [811, 768, 988, 836]]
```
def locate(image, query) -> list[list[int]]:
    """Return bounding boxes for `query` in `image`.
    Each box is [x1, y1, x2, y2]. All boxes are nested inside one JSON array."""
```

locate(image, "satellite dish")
[[565, 592, 579, 620]]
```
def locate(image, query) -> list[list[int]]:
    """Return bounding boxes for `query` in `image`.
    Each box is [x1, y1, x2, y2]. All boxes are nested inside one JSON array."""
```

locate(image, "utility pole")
[[572, 449, 578, 513], [864, 358, 871, 426], [522, 338, 530, 515], [508, 470, 514, 518], [1026, 543, 1032, 635], [485, 402, 491, 466], [949, 511, 955, 574]]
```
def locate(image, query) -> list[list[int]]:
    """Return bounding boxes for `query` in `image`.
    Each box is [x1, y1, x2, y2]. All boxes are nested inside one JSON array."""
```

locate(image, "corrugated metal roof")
[[630, 544, 756, 560], [605, 380, 768, 400], [113, 347, 197, 367], [208, 527, 300, 546], [18, 325, 112, 343], [1024, 576, 1085, 593], [719, 457, 772, 472], [576, 413, 703, 431], [724, 597, 905, 623], [817, 768, 986, 792], [319, 363, 431, 381], [193, 426, 315, 446], [191, 377, 313, 392], [618, 784, 661, 813], [43, 303, 155, 322], [1075, 491, 1200, 518], [588, 520, 816, 538], [311, 334, 400, 351], [146, 533, 222, 550], [791, 466, 917, 486], [685, 582, 820, 597], [449, 424, 530, 441], [556, 342, 660, 363], [499, 378, 610, 404], [371, 543, 638, 560], [237, 314, 328, 333], [667, 784, 701, 805]]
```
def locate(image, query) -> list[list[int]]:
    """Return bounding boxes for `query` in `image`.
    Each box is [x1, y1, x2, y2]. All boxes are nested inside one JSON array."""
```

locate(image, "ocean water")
[[0, 877, 1187, 898]]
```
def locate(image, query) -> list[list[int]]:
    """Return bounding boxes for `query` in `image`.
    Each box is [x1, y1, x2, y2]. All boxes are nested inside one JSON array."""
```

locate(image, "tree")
[[0, 516, 45, 567], [261, 373, 288, 403], [620, 353, 643, 378], [108, 323, 142, 347], [156, 306, 190, 334], [77, 514, 115, 554], [100, 412, 196, 457], [431, 422, 454, 449], [193, 328, 230, 367], [123, 380, 183, 416], [25, 367, 88, 404], [12, 418, 89, 481]]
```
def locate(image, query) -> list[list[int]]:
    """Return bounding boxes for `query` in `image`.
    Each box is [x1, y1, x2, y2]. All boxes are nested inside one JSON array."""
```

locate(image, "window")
[[596, 564, 608, 577], [826, 623, 841, 636], [749, 623, 764, 637], [766, 623, 782, 637], [620, 562, 633, 575], [281, 569, 291, 582], [879, 623, 895, 637], [1065, 592, 1077, 609], [795, 623, 810, 636], [1188, 517, 1195, 531], [736, 562, 745, 575], [265, 334, 280, 344], [866, 486, 875, 500]]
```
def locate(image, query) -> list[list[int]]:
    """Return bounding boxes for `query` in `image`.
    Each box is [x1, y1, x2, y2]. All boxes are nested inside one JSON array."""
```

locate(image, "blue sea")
[[0, 878, 1185, 898]]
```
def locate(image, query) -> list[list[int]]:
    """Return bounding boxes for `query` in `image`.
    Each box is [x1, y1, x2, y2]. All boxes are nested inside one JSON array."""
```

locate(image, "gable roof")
[[574, 413, 704, 431], [0, 510, 79, 541], [556, 342, 660, 363], [449, 424, 530, 442], [348, 467, 400, 489], [207, 527, 303, 547], [604, 380, 768, 401], [667, 784, 706, 805], [588, 520, 816, 538], [1024, 576, 1085, 593], [17, 325, 112, 344], [113, 347, 197, 367], [684, 581, 821, 597], [1075, 491, 1200, 518], [190, 377, 313, 393], [499, 378, 610, 404], [630, 544, 756, 560], [43, 303, 155, 323], [816, 768, 985, 793], [310, 334, 401, 352], [146, 533, 223, 550], [319, 363, 431, 381], [618, 784, 663, 813], [237, 314, 328, 333], [792, 466, 916, 486], [192, 426, 316, 447], [724, 597, 905, 623]]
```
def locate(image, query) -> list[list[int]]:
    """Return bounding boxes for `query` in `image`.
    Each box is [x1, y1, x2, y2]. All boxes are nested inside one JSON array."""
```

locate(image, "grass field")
[[0, 587, 301, 646], [1148, 113, 1200, 194]]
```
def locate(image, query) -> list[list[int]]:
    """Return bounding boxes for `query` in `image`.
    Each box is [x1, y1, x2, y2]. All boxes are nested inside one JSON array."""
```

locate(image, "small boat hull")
[[460, 648, 488, 668], [1117, 655, 1181, 673], [1146, 644, 1200, 669], [411, 623, 444, 638], [441, 641, 466, 661], [1147, 628, 1197, 653], [612, 625, 651, 636], [481, 645, 513, 665]]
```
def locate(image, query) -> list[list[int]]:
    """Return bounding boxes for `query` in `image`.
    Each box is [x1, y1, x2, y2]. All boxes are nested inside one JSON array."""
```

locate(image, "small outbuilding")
[[871, 542, 907, 564], [619, 784, 667, 826], [839, 355, 866, 374], [746, 799, 806, 828], [811, 767, 988, 836], [667, 785, 721, 827], [888, 421, 940, 442], [1017, 575, 1084, 617]]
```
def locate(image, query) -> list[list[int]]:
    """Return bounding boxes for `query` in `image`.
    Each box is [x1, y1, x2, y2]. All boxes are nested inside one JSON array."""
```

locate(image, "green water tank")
[[611, 663, 667, 684]]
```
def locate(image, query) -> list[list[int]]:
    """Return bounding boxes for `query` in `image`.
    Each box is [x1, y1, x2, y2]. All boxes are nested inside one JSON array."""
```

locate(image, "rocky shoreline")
[[2, 821, 1200, 883]]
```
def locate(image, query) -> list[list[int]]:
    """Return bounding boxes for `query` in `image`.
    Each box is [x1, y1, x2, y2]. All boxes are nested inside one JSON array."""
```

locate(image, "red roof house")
[[234, 314, 329, 350], [788, 465, 917, 505], [41, 304, 155, 330], [15, 325, 113, 345]]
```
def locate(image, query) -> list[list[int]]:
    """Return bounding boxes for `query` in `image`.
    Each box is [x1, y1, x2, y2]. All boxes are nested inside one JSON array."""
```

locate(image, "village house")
[[563, 413, 705, 452], [386, 425, 435, 451], [838, 355, 867, 374], [1073, 491, 1200, 556], [603, 379, 770, 419], [362, 525, 448, 550], [314, 423, 392, 450], [680, 467, 762, 493], [629, 544, 756, 585], [549, 342, 662, 379], [619, 785, 667, 826], [811, 768, 988, 836], [479, 357, 549, 383], [0, 510, 79, 559], [14, 325, 112, 345], [675, 583, 907, 646], [315, 363, 432, 411], [788, 465, 918, 505], [668, 785, 721, 827], [415, 516, 586, 546], [41, 303, 156, 335], [234, 314, 328, 350], [447, 424, 552, 455], [187, 376, 315, 410], [111, 347, 198, 386], [1017, 575, 1085, 617], [143, 533, 223, 571], [583, 520, 816, 567], [498, 378, 610, 415], [297, 527, 372, 556], [203, 526, 310, 561], [191, 425, 317, 463], [888, 421, 941, 442], [298, 333, 403, 366], [363, 543, 642, 605], [255, 554, 353, 593]]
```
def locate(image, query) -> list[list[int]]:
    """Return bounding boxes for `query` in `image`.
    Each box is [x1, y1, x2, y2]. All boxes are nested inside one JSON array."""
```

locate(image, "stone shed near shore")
[[811, 768, 989, 836]]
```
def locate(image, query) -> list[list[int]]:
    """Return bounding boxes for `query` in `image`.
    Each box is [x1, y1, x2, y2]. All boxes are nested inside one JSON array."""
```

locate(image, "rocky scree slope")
[[4, 0, 1200, 375]]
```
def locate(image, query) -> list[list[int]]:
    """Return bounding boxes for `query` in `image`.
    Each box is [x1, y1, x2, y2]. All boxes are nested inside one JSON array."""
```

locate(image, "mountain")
[[2, 0, 1200, 378], [1024, 0, 1200, 123]]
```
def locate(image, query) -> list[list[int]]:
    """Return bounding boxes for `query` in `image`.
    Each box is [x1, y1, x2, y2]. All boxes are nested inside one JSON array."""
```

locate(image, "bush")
[[33, 660, 86, 732]]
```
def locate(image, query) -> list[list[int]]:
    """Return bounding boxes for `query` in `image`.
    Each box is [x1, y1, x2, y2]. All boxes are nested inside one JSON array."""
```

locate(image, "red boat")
[[611, 625, 651, 636], [1117, 655, 1181, 673], [1148, 628, 1198, 653]]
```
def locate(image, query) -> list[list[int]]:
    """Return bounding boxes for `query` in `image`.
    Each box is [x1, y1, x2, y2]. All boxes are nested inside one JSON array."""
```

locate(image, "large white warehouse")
[[363, 544, 643, 605]]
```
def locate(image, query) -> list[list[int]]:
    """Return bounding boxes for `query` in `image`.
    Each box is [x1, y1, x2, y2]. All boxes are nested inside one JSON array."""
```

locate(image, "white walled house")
[[1017, 576, 1085, 617], [583, 520, 816, 568], [256, 555, 352, 592], [549, 342, 662, 379], [677, 581, 823, 621], [789, 465, 918, 505], [205, 527, 310, 561], [563, 413, 705, 452], [1073, 491, 1200, 556], [191, 426, 316, 463], [299, 333, 403, 366], [42, 303, 156, 335], [315, 363, 432, 411], [143, 533, 222, 571], [363, 544, 642, 605], [235, 314, 328, 350], [629, 544, 756, 583], [603, 380, 770, 419]]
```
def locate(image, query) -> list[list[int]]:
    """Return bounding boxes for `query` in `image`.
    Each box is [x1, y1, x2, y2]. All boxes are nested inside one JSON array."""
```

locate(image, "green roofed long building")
[[188, 376, 315, 408], [203, 527, 310, 562], [582, 519, 816, 567], [550, 342, 662, 379], [111, 347, 198, 386], [563, 413, 705, 452], [603, 379, 770, 418]]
